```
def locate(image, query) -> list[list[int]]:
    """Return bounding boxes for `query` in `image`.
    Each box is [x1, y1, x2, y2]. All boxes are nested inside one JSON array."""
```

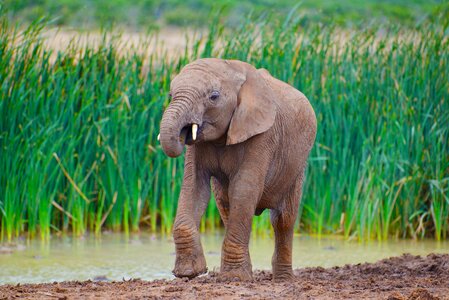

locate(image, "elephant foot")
[[273, 270, 294, 282], [172, 252, 207, 279], [218, 268, 253, 282], [272, 263, 294, 282], [218, 262, 253, 282]]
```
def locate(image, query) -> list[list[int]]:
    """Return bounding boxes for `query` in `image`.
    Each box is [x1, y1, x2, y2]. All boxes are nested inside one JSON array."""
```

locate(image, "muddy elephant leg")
[[270, 174, 303, 281], [219, 202, 255, 281], [219, 170, 264, 281], [211, 177, 229, 228], [172, 149, 211, 279]]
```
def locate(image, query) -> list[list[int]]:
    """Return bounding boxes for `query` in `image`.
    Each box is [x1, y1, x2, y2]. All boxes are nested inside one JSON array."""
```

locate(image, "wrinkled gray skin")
[[159, 58, 316, 281]]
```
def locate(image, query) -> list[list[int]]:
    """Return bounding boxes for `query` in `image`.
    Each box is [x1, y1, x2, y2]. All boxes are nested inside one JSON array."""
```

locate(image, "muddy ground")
[[1, 253, 448, 299]]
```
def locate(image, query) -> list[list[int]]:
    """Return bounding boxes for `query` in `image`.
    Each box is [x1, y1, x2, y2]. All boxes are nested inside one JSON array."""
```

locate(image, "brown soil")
[[1, 254, 448, 299]]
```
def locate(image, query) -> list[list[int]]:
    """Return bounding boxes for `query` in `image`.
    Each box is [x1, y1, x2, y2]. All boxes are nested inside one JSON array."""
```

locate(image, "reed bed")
[[0, 15, 448, 241]]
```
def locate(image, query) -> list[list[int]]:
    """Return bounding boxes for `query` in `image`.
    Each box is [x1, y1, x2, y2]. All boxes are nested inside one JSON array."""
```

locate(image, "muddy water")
[[0, 233, 448, 284]]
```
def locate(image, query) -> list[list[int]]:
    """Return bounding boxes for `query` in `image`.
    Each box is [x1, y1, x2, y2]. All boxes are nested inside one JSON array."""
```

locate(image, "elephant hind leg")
[[270, 173, 304, 281], [211, 177, 230, 228]]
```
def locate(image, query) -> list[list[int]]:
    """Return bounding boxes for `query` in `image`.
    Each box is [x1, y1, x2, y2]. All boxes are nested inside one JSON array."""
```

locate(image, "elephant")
[[158, 58, 317, 281]]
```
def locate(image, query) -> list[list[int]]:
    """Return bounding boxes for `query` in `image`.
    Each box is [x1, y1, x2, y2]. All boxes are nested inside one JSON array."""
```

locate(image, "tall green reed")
[[0, 14, 447, 241]]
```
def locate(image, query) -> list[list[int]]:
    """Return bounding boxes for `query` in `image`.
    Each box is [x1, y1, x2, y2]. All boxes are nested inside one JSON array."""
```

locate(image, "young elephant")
[[158, 58, 317, 281]]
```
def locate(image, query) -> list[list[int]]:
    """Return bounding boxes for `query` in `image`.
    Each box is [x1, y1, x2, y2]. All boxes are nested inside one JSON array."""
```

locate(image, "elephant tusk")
[[192, 124, 198, 141], [157, 133, 160, 141]]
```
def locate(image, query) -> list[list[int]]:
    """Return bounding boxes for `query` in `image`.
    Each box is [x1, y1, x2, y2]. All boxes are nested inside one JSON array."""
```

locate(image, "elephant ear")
[[226, 69, 277, 145]]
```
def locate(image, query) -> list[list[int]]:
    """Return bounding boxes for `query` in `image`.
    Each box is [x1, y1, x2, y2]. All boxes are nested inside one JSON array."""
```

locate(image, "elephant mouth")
[[180, 123, 201, 146]]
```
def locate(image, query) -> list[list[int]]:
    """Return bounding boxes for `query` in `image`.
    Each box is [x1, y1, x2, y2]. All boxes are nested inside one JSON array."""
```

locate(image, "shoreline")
[[1, 253, 448, 299]]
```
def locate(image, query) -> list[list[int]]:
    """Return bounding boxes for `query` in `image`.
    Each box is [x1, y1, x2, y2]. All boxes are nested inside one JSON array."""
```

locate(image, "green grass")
[[2, 0, 446, 29], [0, 11, 448, 242]]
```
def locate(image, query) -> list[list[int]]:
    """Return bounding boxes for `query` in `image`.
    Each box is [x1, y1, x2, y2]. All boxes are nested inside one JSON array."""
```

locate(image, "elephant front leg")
[[172, 152, 211, 279], [219, 174, 261, 281], [219, 203, 254, 281], [172, 212, 208, 279]]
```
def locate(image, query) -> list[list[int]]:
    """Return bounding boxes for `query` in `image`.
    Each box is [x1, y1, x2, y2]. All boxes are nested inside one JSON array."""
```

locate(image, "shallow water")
[[0, 233, 448, 284]]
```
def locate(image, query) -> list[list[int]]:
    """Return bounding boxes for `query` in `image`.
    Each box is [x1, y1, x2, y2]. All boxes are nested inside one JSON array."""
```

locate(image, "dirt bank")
[[1, 253, 448, 299]]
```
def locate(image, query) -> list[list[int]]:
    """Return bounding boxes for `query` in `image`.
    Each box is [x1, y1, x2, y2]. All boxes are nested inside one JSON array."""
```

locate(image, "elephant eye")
[[210, 90, 220, 100]]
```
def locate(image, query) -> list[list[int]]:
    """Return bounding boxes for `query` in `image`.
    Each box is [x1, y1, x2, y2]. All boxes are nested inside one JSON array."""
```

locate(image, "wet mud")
[[1, 253, 448, 299]]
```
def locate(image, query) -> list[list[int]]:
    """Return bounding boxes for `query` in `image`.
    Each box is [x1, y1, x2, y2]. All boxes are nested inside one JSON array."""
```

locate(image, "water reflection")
[[0, 233, 448, 284]]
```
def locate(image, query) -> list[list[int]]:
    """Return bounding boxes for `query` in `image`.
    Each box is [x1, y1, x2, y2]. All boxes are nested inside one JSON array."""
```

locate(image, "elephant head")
[[159, 58, 277, 157]]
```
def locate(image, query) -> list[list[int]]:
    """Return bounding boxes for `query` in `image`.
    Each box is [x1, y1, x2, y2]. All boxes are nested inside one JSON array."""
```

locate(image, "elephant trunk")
[[159, 101, 197, 158]]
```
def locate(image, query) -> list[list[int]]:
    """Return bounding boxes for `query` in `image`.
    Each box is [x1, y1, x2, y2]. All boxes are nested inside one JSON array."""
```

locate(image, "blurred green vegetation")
[[0, 0, 448, 242], [2, 0, 446, 29], [0, 8, 448, 241]]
